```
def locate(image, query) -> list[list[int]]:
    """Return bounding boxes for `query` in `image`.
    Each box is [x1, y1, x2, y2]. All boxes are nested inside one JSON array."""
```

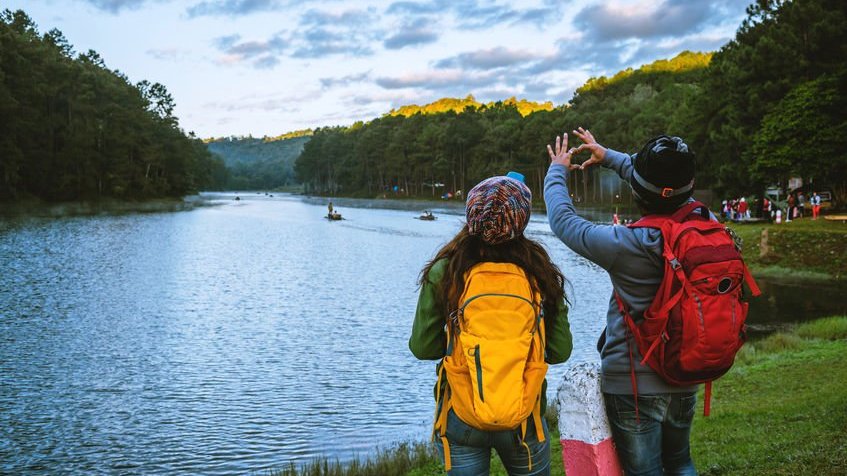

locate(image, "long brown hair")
[[419, 226, 567, 324]]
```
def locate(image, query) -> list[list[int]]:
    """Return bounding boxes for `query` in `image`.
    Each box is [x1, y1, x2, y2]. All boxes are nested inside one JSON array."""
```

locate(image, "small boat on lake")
[[326, 212, 343, 221], [416, 211, 437, 221]]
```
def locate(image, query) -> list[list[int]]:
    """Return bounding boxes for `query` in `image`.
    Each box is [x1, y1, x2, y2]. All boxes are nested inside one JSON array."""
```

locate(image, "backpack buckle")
[[661, 187, 674, 198], [669, 258, 682, 270]]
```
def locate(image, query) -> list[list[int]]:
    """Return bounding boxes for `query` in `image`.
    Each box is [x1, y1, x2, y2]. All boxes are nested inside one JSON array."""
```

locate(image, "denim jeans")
[[603, 392, 697, 476], [435, 409, 550, 476]]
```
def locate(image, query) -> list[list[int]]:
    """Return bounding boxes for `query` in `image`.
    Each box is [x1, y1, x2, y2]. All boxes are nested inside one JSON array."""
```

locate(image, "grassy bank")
[[268, 317, 847, 476], [0, 195, 213, 217], [726, 218, 846, 280], [692, 316, 847, 475]]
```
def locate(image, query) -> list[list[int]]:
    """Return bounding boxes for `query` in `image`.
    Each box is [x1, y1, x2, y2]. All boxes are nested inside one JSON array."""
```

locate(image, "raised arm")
[[544, 132, 625, 270]]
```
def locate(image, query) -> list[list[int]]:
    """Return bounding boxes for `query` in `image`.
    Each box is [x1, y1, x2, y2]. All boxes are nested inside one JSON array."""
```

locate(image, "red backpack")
[[616, 201, 761, 416]]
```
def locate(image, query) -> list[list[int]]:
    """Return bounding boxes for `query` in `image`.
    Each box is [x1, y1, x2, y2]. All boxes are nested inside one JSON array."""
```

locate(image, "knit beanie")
[[631, 135, 696, 212], [466, 175, 532, 245]]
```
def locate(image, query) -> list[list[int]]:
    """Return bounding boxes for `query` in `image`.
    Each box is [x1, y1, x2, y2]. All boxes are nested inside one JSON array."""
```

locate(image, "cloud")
[[385, 1, 445, 15], [186, 0, 283, 17], [573, 0, 715, 42], [435, 47, 543, 70], [300, 8, 375, 27], [320, 71, 372, 89], [374, 69, 505, 99], [253, 55, 281, 69], [385, 0, 555, 29], [82, 0, 157, 14], [212, 32, 288, 68], [203, 90, 322, 112], [291, 27, 375, 58], [290, 8, 383, 58], [384, 19, 439, 49]]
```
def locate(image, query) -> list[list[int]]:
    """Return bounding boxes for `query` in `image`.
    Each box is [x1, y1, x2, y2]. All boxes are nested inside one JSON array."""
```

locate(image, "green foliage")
[[727, 219, 847, 280], [205, 135, 309, 190], [295, 51, 709, 201], [689, 0, 847, 199], [795, 316, 847, 340], [692, 338, 847, 475], [268, 442, 440, 476], [0, 9, 227, 201], [752, 74, 847, 193], [389, 95, 554, 118]]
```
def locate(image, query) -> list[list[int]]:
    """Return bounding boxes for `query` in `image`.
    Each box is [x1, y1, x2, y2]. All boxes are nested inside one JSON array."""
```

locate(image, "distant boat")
[[326, 212, 343, 221], [416, 211, 437, 221]]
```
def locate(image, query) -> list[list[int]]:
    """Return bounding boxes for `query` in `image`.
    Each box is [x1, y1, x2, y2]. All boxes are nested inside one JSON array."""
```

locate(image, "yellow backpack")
[[434, 262, 548, 471]]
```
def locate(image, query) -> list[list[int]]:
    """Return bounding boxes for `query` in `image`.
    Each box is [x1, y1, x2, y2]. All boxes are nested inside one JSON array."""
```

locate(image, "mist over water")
[[1, 193, 842, 474]]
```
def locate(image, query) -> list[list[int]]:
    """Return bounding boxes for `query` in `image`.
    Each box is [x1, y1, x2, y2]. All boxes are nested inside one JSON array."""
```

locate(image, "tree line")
[[0, 9, 229, 202], [205, 134, 310, 191], [296, 0, 846, 206]]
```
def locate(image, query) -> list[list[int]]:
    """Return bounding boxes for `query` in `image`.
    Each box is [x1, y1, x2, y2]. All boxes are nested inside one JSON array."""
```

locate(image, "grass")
[[692, 316, 847, 475], [267, 317, 847, 476], [726, 218, 847, 280], [267, 443, 441, 476]]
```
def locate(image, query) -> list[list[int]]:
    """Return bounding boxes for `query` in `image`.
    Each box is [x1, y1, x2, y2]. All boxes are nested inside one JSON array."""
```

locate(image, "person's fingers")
[[562, 132, 568, 152], [547, 144, 555, 160], [573, 143, 593, 154], [573, 128, 586, 143], [555, 135, 561, 155]]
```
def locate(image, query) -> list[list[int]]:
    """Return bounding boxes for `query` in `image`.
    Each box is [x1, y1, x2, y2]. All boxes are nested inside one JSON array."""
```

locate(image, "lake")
[[1, 193, 844, 474]]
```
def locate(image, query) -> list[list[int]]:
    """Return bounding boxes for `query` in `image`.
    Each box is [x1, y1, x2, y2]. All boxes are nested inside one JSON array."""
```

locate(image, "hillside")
[[295, 50, 715, 199], [205, 134, 311, 190], [389, 95, 553, 117]]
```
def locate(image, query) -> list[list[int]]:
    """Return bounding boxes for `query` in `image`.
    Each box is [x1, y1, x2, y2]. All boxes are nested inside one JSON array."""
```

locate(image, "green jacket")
[[409, 259, 573, 411]]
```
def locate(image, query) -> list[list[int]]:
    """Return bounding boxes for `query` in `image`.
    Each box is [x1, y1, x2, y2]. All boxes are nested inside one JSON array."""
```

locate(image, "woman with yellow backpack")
[[410, 172, 573, 476]]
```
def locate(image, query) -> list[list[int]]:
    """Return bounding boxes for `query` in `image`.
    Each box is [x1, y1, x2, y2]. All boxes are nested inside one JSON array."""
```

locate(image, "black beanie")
[[630, 135, 695, 213]]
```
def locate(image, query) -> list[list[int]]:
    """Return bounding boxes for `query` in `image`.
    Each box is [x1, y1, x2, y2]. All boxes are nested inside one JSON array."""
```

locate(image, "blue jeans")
[[603, 393, 697, 476], [435, 409, 550, 476]]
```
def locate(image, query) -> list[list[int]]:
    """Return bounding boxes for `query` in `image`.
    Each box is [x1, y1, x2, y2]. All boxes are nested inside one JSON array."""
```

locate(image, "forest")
[[205, 132, 310, 191], [295, 0, 847, 206], [0, 10, 228, 202]]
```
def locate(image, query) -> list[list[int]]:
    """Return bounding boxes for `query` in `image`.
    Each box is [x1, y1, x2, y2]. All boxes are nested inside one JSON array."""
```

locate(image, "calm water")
[[1, 193, 843, 474]]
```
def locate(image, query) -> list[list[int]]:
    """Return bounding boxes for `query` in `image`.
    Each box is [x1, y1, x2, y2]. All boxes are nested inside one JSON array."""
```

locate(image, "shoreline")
[[0, 194, 219, 218], [267, 316, 847, 476]]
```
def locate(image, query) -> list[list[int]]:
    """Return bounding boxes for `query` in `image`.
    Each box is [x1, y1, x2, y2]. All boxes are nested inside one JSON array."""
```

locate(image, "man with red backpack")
[[544, 129, 758, 476]]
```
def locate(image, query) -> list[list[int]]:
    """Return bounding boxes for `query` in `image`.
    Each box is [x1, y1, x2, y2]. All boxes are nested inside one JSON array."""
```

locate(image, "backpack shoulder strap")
[[629, 201, 711, 230]]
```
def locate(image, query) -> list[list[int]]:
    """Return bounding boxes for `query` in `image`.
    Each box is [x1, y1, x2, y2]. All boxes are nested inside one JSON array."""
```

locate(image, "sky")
[[6, 0, 751, 138]]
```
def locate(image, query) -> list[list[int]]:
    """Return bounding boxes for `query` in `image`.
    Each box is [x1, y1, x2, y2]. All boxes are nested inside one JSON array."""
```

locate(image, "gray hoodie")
[[544, 148, 697, 395]]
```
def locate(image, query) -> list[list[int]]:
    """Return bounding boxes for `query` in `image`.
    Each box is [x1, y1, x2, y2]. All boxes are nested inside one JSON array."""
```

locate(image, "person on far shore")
[[811, 191, 822, 219], [787, 193, 796, 222], [739, 198, 749, 221], [545, 128, 701, 476]]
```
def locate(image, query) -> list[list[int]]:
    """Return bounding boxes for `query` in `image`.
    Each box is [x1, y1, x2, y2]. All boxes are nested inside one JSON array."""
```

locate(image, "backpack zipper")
[[472, 344, 484, 402], [459, 293, 540, 333]]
